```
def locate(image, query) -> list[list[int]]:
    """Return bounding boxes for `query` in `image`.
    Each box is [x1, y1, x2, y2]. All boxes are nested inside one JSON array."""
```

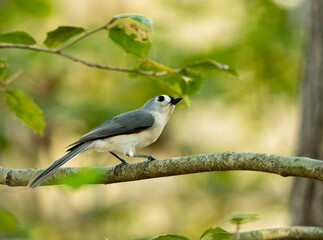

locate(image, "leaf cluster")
[[0, 14, 238, 133]]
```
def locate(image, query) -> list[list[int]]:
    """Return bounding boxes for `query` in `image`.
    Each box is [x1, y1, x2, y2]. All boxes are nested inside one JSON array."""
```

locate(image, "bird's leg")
[[133, 154, 157, 171], [109, 152, 130, 175]]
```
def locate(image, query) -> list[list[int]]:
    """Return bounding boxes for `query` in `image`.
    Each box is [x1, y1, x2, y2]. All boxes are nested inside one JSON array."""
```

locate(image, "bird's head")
[[143, 95, 182, 117]]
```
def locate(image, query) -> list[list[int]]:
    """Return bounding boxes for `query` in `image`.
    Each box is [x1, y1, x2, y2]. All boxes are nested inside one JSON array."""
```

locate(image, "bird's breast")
[[89, 123, 163, 156]]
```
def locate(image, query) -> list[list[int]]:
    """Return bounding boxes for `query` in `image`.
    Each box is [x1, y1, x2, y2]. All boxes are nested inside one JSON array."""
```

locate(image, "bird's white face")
[[149, 95, 182, 121], [153, 95, 174, 116], [143, 94, 182, 114]]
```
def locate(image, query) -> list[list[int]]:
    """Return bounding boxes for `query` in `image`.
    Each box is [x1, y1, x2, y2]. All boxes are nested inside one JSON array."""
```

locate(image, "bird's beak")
[[171, 97, 182, 105]]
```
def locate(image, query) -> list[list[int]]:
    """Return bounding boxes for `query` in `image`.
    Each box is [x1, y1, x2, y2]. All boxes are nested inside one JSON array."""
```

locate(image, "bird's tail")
[[27, 142, 92, 188]]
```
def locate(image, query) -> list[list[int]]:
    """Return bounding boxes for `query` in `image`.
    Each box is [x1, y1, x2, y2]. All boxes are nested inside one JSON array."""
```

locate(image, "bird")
[[27, 95, 182, 188]]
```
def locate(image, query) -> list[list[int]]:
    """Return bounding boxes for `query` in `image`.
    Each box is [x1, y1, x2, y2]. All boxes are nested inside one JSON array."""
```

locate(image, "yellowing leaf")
[[131, 59, 202, 108], [132, 59, 185, 96]]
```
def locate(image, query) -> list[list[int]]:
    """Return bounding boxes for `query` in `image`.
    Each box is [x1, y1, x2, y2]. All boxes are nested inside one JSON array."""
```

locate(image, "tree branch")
[[0, 43, 166, 76], [237, 226, 323, 240], [1, 152, 322, 187]]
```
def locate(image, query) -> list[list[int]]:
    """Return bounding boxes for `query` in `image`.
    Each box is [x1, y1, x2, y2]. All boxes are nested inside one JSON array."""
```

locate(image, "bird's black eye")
[[158, 96, 165, 102]]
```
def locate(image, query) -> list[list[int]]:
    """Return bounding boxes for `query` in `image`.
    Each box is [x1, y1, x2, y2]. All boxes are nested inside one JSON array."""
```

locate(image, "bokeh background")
[[0, 0, 306, 239]]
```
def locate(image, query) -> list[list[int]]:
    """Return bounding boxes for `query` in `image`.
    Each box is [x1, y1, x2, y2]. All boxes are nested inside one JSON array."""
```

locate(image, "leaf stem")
[[235, 223, 240, 240]]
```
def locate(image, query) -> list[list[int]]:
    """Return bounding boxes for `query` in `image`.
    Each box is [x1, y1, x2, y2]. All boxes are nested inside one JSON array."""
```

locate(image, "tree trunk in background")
[[290, 0, 323, 226]]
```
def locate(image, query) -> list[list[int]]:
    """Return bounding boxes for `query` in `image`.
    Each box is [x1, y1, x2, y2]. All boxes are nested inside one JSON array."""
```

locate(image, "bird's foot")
[[142, 156, 157, 171], [113, 161, 130, 176]]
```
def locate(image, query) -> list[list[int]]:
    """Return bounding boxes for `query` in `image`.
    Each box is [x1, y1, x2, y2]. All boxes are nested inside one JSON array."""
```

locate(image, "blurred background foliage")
[[0, 0, 305, 239]]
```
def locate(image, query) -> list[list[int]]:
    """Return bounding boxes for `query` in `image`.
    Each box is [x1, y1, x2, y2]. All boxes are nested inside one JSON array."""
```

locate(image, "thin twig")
[[4, 69, 23, 86], [0, 43, 168, 76], [58, 52, 139, 72], [55, 21, 112, 52], [0, 43, 57, 53], [0, 69, 23, 90]]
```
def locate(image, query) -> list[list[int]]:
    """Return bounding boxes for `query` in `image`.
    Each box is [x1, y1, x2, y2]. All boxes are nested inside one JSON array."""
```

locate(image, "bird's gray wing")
[[67, 109, 154, 151]]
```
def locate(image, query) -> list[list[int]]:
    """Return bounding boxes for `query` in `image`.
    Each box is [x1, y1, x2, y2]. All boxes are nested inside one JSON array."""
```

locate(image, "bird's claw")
[[142, 157, 157, 171], [113, 161, 129, 176]]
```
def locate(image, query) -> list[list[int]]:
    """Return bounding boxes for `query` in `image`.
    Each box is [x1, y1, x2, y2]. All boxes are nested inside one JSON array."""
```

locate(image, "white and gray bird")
[[27, 95, 182, 188]]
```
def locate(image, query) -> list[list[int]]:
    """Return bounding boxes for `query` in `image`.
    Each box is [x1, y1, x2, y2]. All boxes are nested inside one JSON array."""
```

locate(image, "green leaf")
[[4, 89, 44, 133], [227, 213, 259, 225], [0, 59, 7, 80], [200, 227, 232, 240], [0, 31, 36, 45], [131, 59, 202, 108], [184, 58, 240, 79], [44, 26, 85, 48], [152, 234, 190, 240], [181, 70, 203, 96], [61, 168, 104, 189], [0, 208, 18, 233], [108, 14, 152, 58]]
